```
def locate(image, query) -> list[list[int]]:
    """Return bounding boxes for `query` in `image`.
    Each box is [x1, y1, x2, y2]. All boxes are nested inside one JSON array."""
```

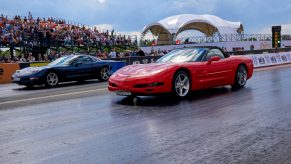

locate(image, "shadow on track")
[[12, 80, 103, 91], [115, 86, 249, 107]]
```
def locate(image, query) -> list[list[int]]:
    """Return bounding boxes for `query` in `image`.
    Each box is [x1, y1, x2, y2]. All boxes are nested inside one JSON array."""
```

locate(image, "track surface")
[[1, 65, 291, 163]]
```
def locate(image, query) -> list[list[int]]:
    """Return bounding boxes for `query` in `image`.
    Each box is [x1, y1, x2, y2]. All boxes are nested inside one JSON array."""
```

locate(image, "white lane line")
[[0, 88, 107, 105]]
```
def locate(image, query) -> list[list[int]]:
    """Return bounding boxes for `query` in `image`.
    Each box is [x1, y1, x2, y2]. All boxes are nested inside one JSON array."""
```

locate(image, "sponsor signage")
[[0, 67, 3, 75], [0, 63, 20, 83], [246, 52, 291, 67]]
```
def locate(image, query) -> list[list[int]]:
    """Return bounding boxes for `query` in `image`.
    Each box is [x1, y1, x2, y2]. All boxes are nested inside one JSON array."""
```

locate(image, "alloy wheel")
[[47, 72, 59, 87], [100, 67, 109, 81], [175, 73, 190, 97], [237, 66, 247, 86]]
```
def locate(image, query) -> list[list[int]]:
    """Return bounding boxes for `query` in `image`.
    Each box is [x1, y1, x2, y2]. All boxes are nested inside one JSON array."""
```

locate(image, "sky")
[[1, 0, 291, 35]]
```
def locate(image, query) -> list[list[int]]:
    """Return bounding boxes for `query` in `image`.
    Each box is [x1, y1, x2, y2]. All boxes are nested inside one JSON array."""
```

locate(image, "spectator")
[[108, 49, 117, 58], [136, 49, 145, 56], [19, 54, 27, 62], [28, 52, 35, 62]]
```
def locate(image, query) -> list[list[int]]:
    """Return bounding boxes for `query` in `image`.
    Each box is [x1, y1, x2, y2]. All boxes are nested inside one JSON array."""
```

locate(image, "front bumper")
[[12, 75, 44, 86], [108, 76, 171, 95]]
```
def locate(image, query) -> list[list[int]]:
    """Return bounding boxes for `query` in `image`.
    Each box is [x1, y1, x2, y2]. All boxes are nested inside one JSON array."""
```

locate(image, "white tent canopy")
[[142, 14, 244, 45]]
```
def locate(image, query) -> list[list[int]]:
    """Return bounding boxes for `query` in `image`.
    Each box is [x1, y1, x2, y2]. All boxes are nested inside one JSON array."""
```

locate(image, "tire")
[[45, 72, 59, 87], [99, 67, 110, 81], [172, 71, 191, 98], [232, 65, 247, 88]]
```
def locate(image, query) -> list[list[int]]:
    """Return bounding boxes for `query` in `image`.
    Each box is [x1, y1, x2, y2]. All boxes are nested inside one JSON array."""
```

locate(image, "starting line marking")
[[0, 88, 107, 105]]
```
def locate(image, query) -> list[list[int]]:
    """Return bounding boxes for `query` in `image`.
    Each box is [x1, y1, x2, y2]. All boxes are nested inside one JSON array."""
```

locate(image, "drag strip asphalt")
[[1, 63, 291, 109], [1, 64, 291, 163], [0, 81, 108, 109]]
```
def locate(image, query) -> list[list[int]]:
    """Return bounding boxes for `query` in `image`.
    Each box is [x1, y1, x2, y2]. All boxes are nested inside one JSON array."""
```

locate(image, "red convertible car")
[[108, 47, 253, 98]]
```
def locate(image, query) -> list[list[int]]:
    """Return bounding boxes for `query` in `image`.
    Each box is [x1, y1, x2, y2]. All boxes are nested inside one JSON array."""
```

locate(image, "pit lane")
[[1, 64, 291, 163]]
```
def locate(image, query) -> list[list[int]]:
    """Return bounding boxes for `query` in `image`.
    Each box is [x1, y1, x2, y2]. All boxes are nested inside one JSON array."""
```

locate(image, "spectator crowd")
[[0, 12, 135, 48], [0, 12, 139, 62], [0, 12, 170, 63]]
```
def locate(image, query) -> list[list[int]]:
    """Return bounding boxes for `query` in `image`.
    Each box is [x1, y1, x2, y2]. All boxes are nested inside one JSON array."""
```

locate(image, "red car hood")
[[116, 63, 174, 76]]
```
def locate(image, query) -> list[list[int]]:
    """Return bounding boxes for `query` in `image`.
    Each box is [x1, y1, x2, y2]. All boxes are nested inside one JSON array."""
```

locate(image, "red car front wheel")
[[173, 71, 191, 98]]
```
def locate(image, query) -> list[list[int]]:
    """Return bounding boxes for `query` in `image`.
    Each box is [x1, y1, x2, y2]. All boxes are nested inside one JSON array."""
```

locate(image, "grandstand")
[[0, 14, 138, 61]]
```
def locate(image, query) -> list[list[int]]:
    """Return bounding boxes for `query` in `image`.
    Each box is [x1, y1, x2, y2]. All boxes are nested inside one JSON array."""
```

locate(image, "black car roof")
[[173, 46, 229, 58], [178, 46, 222, 49]]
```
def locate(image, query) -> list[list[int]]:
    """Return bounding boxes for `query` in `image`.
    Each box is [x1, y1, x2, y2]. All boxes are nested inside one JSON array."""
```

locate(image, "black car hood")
[[14, 66, 50, 76]]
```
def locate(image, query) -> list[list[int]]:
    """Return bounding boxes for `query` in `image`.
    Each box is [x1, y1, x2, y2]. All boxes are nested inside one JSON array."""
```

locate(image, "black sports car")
[[12, 55, 114, 87]]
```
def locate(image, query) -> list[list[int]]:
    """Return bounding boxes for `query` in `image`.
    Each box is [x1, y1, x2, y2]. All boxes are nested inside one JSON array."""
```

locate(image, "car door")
[[67, 56, 94, 80], [200, 49, 233, 88]]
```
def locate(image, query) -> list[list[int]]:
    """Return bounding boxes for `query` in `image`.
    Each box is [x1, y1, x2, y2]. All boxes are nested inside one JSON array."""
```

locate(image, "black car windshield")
[[48, 55, 77, 66], [156, 48, 207, 63]]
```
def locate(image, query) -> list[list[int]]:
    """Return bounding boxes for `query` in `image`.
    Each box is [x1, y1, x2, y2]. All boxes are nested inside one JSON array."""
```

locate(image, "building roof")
[[142, 14, 244, 37]]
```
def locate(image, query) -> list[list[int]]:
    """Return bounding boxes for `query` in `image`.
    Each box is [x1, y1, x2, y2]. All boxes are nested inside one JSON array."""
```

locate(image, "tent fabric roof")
[[142, 14, 244, 37]]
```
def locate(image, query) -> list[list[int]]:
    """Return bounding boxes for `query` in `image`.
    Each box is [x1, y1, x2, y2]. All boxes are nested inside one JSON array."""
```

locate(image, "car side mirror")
[[207, 56, 220, 64]]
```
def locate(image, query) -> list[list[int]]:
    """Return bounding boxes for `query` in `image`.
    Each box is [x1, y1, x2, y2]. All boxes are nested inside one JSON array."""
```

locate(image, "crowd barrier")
[[105, 61, 126, 73], [105, 56, 162, 65]]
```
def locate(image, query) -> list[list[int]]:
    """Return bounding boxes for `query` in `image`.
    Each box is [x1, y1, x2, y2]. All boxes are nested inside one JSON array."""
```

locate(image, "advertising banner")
[[246, 52, 291, 68], [29, 62, 50, 67], [0, 63, 20, 84]]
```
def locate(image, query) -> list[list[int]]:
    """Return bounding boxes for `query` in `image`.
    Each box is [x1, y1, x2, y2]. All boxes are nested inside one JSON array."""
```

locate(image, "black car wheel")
[[45, 72, 59, 87], [99, 67, 110, 81], [232, 65, 247, 88], [172, 71, 191, 98]]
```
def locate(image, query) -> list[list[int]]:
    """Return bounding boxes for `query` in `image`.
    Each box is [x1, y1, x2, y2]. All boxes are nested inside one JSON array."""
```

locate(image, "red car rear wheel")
[[232, 65, 247, 88]]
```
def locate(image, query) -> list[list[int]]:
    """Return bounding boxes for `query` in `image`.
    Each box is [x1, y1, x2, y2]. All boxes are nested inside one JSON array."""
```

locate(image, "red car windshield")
[[156, 48, 207, 63]]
